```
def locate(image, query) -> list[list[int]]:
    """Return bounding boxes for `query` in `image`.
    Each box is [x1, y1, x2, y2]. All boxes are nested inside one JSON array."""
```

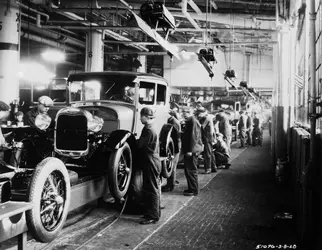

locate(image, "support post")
[[0, 0, 20, 104], [85, 31, 104, 72]]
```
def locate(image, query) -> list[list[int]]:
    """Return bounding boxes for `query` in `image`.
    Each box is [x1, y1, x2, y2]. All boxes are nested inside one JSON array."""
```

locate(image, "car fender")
[[159, 124, 179, 157], [105, 130, 137, 151]]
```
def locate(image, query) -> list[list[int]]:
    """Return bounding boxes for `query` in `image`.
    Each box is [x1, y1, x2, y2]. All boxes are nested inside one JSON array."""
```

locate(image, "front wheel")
[[161, 138, 174, 178], [108, 142, 132, 199], [26, 157, 70, 243]]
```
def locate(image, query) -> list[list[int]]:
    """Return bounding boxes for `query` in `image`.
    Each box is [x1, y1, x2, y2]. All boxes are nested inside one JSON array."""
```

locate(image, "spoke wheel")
[[26, 157, 70, 243], [108, 142, 132, 199], [161, 138, 174, 178]]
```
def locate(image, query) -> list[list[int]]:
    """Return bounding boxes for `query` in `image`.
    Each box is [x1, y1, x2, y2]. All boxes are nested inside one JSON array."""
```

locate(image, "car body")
[[0, 71, 178, 243]]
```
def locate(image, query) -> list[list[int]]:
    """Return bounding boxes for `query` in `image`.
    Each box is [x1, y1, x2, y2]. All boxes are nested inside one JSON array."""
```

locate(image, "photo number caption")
[[255, 245, 297, 249]]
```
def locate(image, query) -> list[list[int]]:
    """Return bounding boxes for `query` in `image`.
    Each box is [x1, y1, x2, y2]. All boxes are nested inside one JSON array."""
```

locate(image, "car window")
[[139, 81, 155, 105], [32, 79, 67, 103], [156, 84, 166, 105], [69, 79, 135, 103]]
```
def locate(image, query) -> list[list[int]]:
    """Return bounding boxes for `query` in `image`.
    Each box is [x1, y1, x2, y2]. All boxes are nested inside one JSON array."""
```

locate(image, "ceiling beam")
[[103, 40, 277, 46], [210, 0, 276, 7], [105, 51, 168, 55], [41, 25, 277, 33]]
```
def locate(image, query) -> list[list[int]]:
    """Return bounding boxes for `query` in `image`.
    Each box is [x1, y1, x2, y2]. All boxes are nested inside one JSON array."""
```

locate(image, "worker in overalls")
[[138, 107, 162, 225]]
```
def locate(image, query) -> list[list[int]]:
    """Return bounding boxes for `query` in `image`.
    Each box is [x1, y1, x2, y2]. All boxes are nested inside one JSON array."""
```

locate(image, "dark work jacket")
[[24, 108, 39, 128], [238, 114, 247, 130], [168, 115, 181, 143], [137, 124, 161, 173], [137, 123, 161, 220], [182, 116, 203, 155], [200, 115, 214, 144], [253, 117, 261, 128]]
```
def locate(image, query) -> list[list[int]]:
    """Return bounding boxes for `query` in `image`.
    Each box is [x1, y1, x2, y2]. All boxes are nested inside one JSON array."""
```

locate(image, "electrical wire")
[[205, 0, 208, 46]]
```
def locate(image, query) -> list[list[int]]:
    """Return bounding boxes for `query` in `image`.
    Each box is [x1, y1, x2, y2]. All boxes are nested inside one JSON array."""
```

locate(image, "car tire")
[[26, 157, 70, 243], [161, 137, 174, 178], [108, 142, 132, 200]]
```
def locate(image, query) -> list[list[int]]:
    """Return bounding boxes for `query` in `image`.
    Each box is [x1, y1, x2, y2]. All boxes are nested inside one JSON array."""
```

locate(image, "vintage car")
[[0, 71, 179, 243]]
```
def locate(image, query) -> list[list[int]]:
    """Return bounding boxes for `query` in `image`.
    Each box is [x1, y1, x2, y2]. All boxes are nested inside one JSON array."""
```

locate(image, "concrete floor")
[[1, 130, 300, 250]]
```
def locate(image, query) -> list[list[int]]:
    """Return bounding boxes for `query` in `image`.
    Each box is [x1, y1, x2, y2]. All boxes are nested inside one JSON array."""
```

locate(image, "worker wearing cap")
[[24, 96, 53, 128], [138, 107, 162, 225], [181, 107, 203, 196], [217, 110, 232, 152], [196, 107, 217, 174], [213, 133, 231, 169]]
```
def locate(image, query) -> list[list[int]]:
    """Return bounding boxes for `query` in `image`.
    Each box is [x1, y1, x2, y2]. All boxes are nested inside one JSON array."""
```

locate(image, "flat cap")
[[0, 101, 9, 111], [140, 107, 155, 118], [38, 96, 53, 107], [195, 106, 207, 114]]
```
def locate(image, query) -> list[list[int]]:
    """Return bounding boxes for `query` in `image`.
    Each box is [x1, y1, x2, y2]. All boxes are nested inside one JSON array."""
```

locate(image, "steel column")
[[85, 31, 104, 72], [0, 0, 20, 104]]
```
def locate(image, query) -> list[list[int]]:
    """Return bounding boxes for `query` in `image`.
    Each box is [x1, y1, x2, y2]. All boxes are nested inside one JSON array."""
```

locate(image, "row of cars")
[[0, 71, 179, 243]]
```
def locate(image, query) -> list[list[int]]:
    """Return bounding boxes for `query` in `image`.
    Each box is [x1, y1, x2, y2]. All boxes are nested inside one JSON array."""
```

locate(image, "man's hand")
[[186, 152, 193, 157]]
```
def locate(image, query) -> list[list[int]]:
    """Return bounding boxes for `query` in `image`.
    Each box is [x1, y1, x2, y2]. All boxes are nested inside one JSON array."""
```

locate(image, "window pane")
[[156, 84, 166, 105], [139, 82, 155, 105]]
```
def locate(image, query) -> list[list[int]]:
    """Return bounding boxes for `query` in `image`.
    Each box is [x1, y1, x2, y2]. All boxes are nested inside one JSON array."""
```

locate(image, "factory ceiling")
[[16, 0, 297, 72]]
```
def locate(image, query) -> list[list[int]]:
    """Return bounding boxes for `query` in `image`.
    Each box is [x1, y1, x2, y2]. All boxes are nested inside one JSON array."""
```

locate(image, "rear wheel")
[[161, 138, 174, 178], [108, 142, 132, 199], [26, 157, 70, 243]]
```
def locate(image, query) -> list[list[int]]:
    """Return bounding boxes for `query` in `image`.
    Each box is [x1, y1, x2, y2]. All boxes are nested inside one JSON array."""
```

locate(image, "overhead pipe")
[[103, 40, 277, 46], [20, 32, 82, 52], [21, 21, 85, 49], [20, 12, 85, 40], [40, 25, 277, 32], [50, 3, 148, 52], [16, 1, 49, 21]]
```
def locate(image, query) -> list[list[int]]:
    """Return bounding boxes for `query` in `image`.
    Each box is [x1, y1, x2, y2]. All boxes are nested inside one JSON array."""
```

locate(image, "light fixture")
[[199, 48, 217, 63], [41, 49, 66, 63], [19, 61, 55, 83]]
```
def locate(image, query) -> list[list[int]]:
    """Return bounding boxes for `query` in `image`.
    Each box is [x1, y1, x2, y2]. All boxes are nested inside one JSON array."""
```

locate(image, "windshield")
[[69, 79, 136, 104], [33, 78, 67, 103]]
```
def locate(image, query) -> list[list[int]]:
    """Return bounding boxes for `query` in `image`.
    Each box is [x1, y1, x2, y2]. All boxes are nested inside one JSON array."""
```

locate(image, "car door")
[[134, 79, 170, 139], [135, 81, 156, 138]]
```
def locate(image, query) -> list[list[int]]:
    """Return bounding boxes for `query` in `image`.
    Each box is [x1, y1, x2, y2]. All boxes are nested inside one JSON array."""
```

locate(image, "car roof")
[[68, 71, 166, 83]]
